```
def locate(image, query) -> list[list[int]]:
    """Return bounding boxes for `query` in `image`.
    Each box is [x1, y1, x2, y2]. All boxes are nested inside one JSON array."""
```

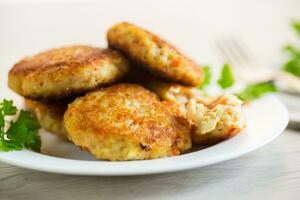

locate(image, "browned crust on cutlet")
[[64, 83, 191, 160], [191, 125, 242, 146], [107, 22, 203, 86], [24, 98, 68, 140], [8, 45, 130, 100]]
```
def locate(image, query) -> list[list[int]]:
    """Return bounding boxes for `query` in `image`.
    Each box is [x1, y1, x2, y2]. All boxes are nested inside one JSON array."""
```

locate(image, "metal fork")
[[213, 37, 300, 129], [213, 37, 300, 94]]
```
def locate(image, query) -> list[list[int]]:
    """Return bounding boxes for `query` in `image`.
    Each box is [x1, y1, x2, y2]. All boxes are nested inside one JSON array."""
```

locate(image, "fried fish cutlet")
[[64, 83, 191, 161], [145, 80, 245, 145], [107, 22, 204, 86], [9, 45, 130, 100], [24, 98, 68, 140], [146, 80, 214, 115], [187, 95, 246, 145]]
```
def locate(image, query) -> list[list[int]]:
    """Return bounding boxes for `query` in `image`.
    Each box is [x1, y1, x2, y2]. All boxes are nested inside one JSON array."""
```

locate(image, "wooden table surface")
[[1, 129, 299, 200]]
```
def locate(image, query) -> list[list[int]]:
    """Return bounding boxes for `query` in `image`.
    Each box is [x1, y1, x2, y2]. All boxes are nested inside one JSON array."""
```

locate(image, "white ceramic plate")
[[0, 2, 289, 175], [0, 95, 288, 176]]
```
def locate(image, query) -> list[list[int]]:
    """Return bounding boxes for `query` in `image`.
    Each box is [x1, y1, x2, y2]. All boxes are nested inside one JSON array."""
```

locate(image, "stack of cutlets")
[[8, 22, 245, 161]]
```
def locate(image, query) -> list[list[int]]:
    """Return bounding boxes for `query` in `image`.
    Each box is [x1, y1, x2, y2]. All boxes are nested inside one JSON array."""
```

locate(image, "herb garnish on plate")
[[0, 99, 41, 152], [283, 21, 300, 78]]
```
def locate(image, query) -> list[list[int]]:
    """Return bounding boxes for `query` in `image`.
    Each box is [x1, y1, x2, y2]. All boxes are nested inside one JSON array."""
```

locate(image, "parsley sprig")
[[282, 21, 300, 78], [0, 99, 41, 152], [217, 63, 235, 89], [198, 63, 277, 101], [198, 66, 212, 89], [236, 81, 277, 101]]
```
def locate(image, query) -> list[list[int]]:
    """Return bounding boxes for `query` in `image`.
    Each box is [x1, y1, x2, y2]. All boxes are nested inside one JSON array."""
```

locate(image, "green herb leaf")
[[0, 112, 4, 134], [0, 99, 41, 152], [283, 44, 300, 78], [292, 21, 300, 37], [283, 59, 300, 77], [198, 66, 212, 89], [237, 81, 277, 101], [26, 133, 41, 152], [1, 99, 17, 116], [0, 140, 23, 151], [284, 45, 300, 58], [282, 21, 300, 78], [218, 63, 235, 89]]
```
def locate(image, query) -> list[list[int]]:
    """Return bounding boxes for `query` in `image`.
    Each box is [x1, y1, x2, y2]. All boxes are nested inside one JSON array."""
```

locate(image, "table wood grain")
[[1, 129, 299, 200]]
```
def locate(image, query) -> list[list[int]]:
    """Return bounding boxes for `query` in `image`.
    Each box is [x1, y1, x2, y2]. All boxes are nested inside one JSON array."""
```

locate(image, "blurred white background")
[[1, 0, 300, 103], [0, 0, 299, 91], [1, 0, 300, 67]]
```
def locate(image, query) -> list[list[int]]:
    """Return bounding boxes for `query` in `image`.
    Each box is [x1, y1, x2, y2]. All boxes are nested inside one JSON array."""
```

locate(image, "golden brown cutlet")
[[24, 98, 68, 140], [142, 80, 245, 146], [64, 83, 192, 161], [107, 22, 204, 86], [9, 45, 130, 100]]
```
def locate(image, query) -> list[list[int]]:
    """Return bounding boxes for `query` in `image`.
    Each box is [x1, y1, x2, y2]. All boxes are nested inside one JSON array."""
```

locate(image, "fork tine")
[[213, 38, 255, 82], [228, 38, 258, 69], [214, 37, 260, 72], [222, 38, 249, 67], [210, 40, 225, 65], [214, 39, 241, 68], [213, 37, 274, 83], [211, 39, 228, 64]]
